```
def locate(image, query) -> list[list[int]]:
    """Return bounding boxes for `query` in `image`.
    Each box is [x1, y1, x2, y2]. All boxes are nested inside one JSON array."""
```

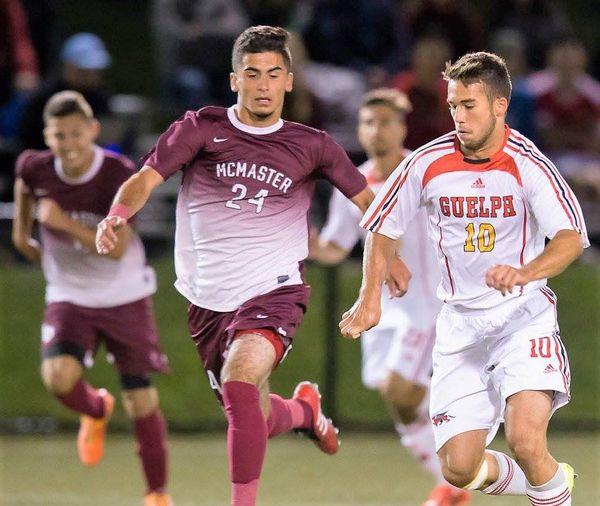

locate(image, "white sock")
[[526, 465, 571, 506], [396, 411, 445, 484], [482, 450, 527, 495]]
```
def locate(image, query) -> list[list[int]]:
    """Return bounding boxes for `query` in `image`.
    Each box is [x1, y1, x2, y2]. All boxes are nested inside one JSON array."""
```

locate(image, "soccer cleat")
[[559, 462, 576, 494], [77, 388, 115, 467], [422, 484, 471, 506], [144, 492, 174, 506], [292, 381, 340, 455]]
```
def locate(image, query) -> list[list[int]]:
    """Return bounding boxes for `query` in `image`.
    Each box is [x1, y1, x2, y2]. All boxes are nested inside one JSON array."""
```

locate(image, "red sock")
[[267, 394, 313, 438], [56, 378, 104, 418], [222, 381, 267, 506], [134, 410, 168, 494]]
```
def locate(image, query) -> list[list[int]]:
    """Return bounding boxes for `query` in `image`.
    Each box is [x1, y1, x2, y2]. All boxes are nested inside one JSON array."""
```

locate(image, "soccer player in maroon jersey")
[[12, 91, 173, 506], [96, 26, 377, 506]]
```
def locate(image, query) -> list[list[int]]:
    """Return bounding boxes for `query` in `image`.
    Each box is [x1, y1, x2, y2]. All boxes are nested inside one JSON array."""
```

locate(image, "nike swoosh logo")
[[256, 314, 269, 319], [213, 137, 228, 143]]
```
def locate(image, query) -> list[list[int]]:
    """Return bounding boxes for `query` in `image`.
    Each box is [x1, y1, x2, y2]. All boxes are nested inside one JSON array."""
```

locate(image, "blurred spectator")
[[490, 29, 536, 140], [20, 0, 58, 77], [388, 35, 454, 150], [18, 32, 112, 150], [152, 0, 248, 112], [488, 0, 571, 70], [532, 38, 599, 155], [302, 0, 410, 83], [406, 0, 485, 60]]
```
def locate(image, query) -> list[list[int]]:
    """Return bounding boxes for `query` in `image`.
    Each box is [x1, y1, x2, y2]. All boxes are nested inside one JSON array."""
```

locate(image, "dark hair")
[[231, 25, 292, 71], [43, 90, 94, 123], [443, 52, 512, 102], [361, 88, 412, 118]]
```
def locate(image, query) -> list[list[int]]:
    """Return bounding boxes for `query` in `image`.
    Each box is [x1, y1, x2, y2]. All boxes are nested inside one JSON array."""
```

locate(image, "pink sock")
[[267, 394, 313, 438], [222, 381, 267, 506], [134, 410, 168, 494], [56, 378, 104, 418]]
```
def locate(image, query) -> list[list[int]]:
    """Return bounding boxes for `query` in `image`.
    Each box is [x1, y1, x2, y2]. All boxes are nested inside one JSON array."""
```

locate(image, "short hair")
[[43, 90, 94, 123], [231, 25, 292, 71], [443, 52, 512, 102], [360, 88, 412, 118]]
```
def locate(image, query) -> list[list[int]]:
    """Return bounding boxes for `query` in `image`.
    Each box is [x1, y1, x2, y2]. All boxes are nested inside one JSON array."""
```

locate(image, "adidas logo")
[[471, 177, 485, 188], [544, 364, 556, 374]]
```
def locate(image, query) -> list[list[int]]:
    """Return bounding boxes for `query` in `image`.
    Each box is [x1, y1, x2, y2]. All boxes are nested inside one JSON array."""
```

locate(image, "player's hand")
[[339, 297, 381, 340], [385, 256, 412, 298], [96, 215, 125, 255], [37, 198, 68, 231], [485, 264, 531, 295]]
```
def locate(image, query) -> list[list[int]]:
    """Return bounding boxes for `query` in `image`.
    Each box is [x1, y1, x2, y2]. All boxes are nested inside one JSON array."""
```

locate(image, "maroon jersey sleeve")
[[142, 110, 208, 180], [317, 132, 367, 198], [14, 150, 36, 193]]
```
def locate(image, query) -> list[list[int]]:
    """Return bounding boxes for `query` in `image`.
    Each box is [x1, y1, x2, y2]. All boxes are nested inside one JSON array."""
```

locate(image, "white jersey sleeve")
[[519, 146, 589, 246], [320, 188, 363, 251], [359, 155, 423, 239]]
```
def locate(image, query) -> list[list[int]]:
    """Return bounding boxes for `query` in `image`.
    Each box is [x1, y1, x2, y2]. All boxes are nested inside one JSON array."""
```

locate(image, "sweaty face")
[[230, 52, 293, 125], [44, 114, 99, 172], [357, 104, 406, 158], [447, 80, 498, 153]]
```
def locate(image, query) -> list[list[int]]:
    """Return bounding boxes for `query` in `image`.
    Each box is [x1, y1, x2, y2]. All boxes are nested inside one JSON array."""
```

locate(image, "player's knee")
[[507, 435, 546, 465], [41, 358, 80, 395], [439, 452, 483, 488], [379, 374, 425, 423], [121, 384, 158, 419]]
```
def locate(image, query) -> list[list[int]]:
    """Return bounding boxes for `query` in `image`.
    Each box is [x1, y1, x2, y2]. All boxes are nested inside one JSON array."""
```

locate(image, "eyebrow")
[[243, 66, 284, 73], [447, 98, 476, 104]]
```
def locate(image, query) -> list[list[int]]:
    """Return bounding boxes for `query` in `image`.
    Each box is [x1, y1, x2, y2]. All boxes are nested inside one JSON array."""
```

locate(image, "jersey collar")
[[54, 145, 104, 185], [227, 105, 284, 135]]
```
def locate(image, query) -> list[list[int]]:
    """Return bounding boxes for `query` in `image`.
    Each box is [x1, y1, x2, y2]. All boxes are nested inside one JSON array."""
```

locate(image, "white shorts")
[[361, 308, 436, 389], [430, 287, 570, 452]]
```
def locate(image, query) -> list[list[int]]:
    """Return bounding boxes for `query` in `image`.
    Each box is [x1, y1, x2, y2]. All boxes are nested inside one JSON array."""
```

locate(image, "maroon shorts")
[[187, 283, 311, 403], [42, 297, 169, 376]]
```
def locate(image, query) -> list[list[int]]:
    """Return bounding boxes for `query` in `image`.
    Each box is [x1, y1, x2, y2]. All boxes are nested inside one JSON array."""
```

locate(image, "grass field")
[[1, 432, 599, 505]]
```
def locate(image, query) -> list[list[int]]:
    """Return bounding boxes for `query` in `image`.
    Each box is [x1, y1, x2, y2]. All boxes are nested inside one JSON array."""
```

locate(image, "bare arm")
[[338, 232, 397, 339], [96, 166, 164, 254], [486, 229, 584, 295], [37, 199, 131, 259], [308, 232, 351, 265], [12, 178, 40, 263], [350, 186, 375, 213]]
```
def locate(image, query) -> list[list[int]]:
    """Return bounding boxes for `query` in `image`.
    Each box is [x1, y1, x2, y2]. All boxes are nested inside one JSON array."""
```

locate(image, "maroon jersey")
[[16, 147, 156, 307], [143, 105, 367, 311]]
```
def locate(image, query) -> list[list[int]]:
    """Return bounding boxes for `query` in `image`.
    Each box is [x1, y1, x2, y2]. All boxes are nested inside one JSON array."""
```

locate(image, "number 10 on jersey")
[[225, 183, 269, 213], [464, 222, 496, 252]]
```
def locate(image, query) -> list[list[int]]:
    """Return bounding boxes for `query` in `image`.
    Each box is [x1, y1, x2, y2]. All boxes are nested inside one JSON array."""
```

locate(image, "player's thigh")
[[40, 354, 83, 394], [221, 332, 276, 385], [121, 386, 159, 419], [504, 390, 553, 459], [381, 370, 427, 409], [437, 429, 488, 483]]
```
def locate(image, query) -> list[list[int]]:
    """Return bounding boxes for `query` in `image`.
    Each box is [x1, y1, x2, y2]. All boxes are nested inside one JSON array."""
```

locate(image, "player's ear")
[[494, 96, 508, 118], [42, 127, 51, 148], [230, 72, 239, 93], [90, 119, 101, 141], [285, 72, 294, 93]]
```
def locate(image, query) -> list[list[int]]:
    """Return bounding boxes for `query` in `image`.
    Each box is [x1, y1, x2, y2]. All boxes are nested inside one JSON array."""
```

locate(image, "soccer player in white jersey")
[[310, 88, 469, 506], [340, 52, 588, 506], [12, 91, 172, 506], [94, 26, 384, 506]]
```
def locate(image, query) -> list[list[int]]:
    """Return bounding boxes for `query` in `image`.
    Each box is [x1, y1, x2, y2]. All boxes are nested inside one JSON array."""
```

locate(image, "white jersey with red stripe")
[[360, 127, 589, 311], [321, 157, 440, 327]]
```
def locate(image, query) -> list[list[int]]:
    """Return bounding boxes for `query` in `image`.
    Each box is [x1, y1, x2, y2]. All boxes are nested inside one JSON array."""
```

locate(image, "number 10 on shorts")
[[529, 337, 552, 358]]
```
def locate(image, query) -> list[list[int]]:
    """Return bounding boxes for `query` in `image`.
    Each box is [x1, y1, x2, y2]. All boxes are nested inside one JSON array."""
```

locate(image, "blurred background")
[[0, 0, 598, 503]]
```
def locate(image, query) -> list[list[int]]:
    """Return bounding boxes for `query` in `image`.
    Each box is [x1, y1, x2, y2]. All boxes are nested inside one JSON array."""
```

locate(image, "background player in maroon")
[[12, 91, 172, 506], [95, 26, 381, 506]]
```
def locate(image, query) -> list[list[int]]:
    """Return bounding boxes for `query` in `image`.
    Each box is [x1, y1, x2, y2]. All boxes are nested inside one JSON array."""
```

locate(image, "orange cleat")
[[77, 388, 115, 467], [292, 381, 340, 455], [422, 484, 471, 506], [144, 492, 174, 506]]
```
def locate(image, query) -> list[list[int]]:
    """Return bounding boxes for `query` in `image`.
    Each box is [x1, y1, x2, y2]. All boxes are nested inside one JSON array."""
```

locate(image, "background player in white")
[[94, 26, 392, 506], [12, 91, 172, 506], [340, 52, 588, 506], [310, 88, 469, 506]]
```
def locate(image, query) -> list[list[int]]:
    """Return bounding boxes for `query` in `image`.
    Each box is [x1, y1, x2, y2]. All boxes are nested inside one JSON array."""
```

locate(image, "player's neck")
[[460, 123, 506, 160], [370, 148, 406, 179], [61, 147, 96, 179], [234, 104, 282, 128]]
